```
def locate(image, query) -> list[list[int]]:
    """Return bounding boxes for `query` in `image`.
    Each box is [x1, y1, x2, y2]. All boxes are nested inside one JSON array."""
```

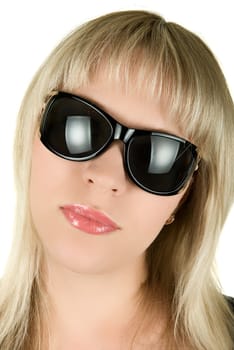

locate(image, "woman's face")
[[30, 76, 187, 275]]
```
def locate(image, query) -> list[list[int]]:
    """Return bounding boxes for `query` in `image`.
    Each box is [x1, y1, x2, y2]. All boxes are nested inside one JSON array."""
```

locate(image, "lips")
[[60, 204, 120, 234]]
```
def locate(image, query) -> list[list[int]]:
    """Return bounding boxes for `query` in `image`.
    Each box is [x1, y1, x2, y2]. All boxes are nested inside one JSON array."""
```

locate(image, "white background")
[[0, 0, 233, 296]]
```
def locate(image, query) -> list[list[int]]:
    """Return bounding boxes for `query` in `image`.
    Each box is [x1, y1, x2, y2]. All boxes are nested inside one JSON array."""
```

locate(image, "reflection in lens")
[[65, 116, 92, 154], [148, 135, 180, 174]]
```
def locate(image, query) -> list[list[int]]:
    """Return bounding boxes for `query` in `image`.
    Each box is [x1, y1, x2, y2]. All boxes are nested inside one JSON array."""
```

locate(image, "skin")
[[30, 75, 189, 349]]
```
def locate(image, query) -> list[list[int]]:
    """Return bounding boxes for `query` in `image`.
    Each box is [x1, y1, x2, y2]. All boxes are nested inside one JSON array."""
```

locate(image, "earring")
[[165, 214, 175, 225]]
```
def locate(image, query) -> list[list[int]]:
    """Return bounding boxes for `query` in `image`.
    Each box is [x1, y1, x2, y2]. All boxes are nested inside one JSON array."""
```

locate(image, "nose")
[[81, 141, 128, 195]]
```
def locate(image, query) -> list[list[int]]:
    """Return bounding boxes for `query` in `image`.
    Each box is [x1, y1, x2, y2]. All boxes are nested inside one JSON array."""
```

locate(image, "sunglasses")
[[39, 91, 199, 196]]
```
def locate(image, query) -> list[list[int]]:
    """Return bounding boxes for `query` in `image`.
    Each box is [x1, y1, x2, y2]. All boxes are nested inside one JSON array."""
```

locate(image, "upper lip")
[[60, 204, 120, 228]]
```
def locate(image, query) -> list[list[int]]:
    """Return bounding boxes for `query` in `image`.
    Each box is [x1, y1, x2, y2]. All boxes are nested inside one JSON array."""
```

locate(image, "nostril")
[[87, 178, 119, 193]]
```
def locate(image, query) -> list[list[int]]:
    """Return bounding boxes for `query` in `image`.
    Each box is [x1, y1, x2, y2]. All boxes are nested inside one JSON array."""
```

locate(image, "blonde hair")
[[0, 10, 234, 349]]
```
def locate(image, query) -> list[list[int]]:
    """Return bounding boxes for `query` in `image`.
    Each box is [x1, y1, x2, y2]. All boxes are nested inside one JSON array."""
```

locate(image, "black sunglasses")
[[39, 91, 199, 196]]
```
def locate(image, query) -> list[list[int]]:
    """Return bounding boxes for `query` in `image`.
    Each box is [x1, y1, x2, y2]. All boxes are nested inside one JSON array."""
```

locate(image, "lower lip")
[[60, 207, 118, 235]]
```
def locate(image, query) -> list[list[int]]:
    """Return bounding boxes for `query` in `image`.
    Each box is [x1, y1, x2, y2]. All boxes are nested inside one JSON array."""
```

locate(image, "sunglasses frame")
[[40, 91, 199, 196]]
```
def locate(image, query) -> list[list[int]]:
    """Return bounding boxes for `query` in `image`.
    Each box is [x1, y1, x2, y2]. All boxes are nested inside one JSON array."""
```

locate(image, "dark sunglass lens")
[[127, 134, 196, 194], [40, 95, 112, 159]]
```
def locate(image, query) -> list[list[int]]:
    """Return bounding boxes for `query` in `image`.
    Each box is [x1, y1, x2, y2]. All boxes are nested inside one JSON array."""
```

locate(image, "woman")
[[0, 10, 233, 350]]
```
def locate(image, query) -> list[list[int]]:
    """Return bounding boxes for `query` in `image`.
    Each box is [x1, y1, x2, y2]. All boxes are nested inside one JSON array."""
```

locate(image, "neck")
[[42, 253, 147, 348]]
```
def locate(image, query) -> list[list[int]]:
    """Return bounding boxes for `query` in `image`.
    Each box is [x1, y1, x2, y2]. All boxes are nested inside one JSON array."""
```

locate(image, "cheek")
[[119, 190, 183, 253], [30, 135, 82, 205], [30, 136, 65, 194], [145, 194, 181, 224], [29, 136, 73, 242]]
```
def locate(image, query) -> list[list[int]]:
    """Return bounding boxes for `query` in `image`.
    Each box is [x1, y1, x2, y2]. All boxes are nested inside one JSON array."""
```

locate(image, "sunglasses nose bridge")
[[113, 123, 135, 144]]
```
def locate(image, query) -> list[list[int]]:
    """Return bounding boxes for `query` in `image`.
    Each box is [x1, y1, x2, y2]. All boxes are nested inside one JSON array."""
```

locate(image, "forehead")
[[72, 74, 184, 138]]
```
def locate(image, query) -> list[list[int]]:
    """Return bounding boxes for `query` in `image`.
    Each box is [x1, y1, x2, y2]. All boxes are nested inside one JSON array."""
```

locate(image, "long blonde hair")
[[0, 10, 234, 349]]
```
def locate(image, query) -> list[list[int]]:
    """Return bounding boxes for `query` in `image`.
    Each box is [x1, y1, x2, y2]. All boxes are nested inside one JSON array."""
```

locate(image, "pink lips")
[[60, 204, 120, 234]]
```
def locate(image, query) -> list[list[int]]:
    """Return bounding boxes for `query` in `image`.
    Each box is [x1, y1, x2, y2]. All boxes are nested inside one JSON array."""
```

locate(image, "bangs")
[[55, 11, 229, 159]]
